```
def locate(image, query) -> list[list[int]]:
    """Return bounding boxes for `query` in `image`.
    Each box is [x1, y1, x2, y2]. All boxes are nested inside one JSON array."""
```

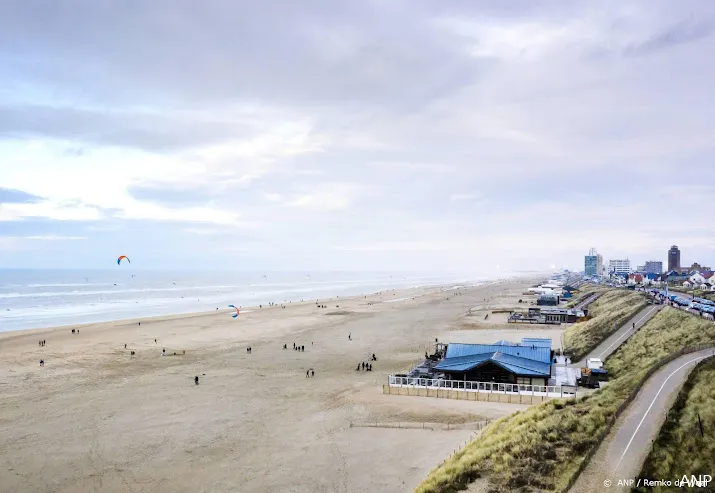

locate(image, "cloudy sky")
[[1, 0, 714, 273]]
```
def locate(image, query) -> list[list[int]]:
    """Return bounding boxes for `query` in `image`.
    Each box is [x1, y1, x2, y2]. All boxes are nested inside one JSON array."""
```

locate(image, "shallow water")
[[0, 269, 479, 331]]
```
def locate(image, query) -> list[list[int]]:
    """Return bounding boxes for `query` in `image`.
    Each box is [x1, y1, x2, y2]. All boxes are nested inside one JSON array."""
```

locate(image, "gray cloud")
[[0, 187, 44, 204], [2, 1, 715, 270], [0, 0, 479, 109], [624, 18, 715, 57]]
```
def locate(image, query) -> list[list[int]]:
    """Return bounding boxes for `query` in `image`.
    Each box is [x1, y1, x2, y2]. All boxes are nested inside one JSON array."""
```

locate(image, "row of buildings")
[[584, 245, 710, 278], [628, 270, 715, 291]]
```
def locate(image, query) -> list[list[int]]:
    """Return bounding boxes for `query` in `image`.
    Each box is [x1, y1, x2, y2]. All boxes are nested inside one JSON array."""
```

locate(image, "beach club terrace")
[[433, 338, 553, 386], [384, 338, 575, 403]]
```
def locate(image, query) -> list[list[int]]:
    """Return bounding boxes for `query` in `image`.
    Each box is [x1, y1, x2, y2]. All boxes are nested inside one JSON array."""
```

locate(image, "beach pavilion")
[[433, 338, 553, 387]]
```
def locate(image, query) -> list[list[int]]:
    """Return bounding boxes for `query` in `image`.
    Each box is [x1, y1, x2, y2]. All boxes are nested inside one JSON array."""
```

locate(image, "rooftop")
[[444, 338, 552, 363], [434, 352, 551, 376]]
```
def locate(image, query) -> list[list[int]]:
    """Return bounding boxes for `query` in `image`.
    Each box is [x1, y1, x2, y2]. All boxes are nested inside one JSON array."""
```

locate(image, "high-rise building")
[[584, 248, 603, 277], [609, 259, 631, 274], [668, 245, 681, 272], [644, 261, 663, 274]]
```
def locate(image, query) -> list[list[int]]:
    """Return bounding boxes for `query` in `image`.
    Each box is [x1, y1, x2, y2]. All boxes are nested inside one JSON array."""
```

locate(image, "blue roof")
[[444, 341, 552, 363], [434, 352, 551, 377], [521, 338, 552, 348]]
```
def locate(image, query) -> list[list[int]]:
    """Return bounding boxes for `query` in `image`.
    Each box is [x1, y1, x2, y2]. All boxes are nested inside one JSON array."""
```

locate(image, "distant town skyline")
[[585, 244, 712, 276]]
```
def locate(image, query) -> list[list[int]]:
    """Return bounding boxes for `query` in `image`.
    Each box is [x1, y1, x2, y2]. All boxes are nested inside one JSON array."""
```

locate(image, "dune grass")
[[563, 286, 602, 308], [563, 290, 647, 361], [606, 308, 715, 377], [415, 308, 715, 493], [633, 357, 715, 493]]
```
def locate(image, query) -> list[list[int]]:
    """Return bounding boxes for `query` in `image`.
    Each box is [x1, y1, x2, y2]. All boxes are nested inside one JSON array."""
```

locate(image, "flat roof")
[[445, 340, 552, 363], [434, 352, 551, 377]]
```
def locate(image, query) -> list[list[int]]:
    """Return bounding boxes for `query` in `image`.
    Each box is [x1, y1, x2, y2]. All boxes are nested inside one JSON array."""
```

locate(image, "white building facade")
[[609, 259, 631, 274]]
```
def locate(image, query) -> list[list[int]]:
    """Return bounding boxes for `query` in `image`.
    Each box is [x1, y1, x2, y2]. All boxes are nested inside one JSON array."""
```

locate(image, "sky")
[[1, 0, 714, 273]]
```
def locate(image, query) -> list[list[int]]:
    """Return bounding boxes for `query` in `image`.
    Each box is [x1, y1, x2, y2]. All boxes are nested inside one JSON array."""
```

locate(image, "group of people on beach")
[[70, 329, 79, 334], [246, 346, 252, 353], [356, 353, 377, 372], [305, 369, 315, 377], [38, 339, 46, 347], [289, 343, 305, 352]]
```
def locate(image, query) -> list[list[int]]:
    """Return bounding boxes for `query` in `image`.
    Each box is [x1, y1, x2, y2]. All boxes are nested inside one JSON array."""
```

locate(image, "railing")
[[387, 375, 576, 397]]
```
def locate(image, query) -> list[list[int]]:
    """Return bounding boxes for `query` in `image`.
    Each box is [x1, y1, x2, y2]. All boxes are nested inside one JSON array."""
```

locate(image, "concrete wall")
[[382, 385, 552, 405]]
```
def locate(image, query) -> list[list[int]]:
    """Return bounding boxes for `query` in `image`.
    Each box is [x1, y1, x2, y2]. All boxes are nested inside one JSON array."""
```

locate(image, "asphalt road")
[[573, 292, 602, 311], [571, 304, 662, 369], [570, 348, 715, 492]]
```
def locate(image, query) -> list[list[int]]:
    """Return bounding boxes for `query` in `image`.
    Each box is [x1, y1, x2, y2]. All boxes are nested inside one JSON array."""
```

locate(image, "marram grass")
[[564, 289, 647, 361], [415, 308, 715, 493], [633, 357, 715, 493]]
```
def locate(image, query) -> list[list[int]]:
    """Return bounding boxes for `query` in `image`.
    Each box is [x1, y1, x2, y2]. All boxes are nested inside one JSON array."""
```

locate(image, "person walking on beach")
[[301, 345, 304, 352], [311, 369, 314, 377], [125, 344, 127, 349], [162, 348, 166, 356], [40, 359, 44, 367], [306, 370, 310, 378], [348, 333, 351, 341], [195, 376, 199, 385], [154, 339, 157, 344]]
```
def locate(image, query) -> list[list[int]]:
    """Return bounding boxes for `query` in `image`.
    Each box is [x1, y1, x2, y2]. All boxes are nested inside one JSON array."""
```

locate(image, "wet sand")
[[0, 277, 553, 493]]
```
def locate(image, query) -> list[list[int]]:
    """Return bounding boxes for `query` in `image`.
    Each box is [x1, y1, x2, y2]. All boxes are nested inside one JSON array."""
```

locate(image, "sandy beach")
[[0, 276, 558, 493]]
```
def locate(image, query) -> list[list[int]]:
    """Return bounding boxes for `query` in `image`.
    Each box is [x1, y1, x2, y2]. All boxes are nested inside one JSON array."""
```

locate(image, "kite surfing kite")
[[117, 255, 130, 265], [228, 305, 240, 318]]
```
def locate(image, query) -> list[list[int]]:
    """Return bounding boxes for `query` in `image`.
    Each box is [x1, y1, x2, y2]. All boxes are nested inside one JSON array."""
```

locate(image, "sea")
[[0, 269, 484, 332]]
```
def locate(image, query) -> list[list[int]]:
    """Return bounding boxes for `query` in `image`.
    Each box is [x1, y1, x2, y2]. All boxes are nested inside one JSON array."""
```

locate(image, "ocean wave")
[[0, 276, 436, 300], [0, 285, 244, 299]]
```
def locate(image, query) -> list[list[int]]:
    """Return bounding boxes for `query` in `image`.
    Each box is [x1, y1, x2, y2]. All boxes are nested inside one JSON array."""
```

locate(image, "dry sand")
[[0, 277, 554, 493]]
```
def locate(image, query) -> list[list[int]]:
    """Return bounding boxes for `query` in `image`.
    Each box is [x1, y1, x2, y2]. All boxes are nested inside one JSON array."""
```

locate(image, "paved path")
[[573, 292, 601, 311], [571, 305, 662, 369], [570, 348, 715, 492]]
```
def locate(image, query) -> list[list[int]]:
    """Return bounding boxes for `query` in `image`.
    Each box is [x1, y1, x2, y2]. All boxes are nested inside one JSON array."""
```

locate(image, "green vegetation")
[[563, 285, 603, 308], [606, 308, 715, 377], [563, 290, 647, 361], [415, 308, 715, 493], [633, 358, 715, 493]]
